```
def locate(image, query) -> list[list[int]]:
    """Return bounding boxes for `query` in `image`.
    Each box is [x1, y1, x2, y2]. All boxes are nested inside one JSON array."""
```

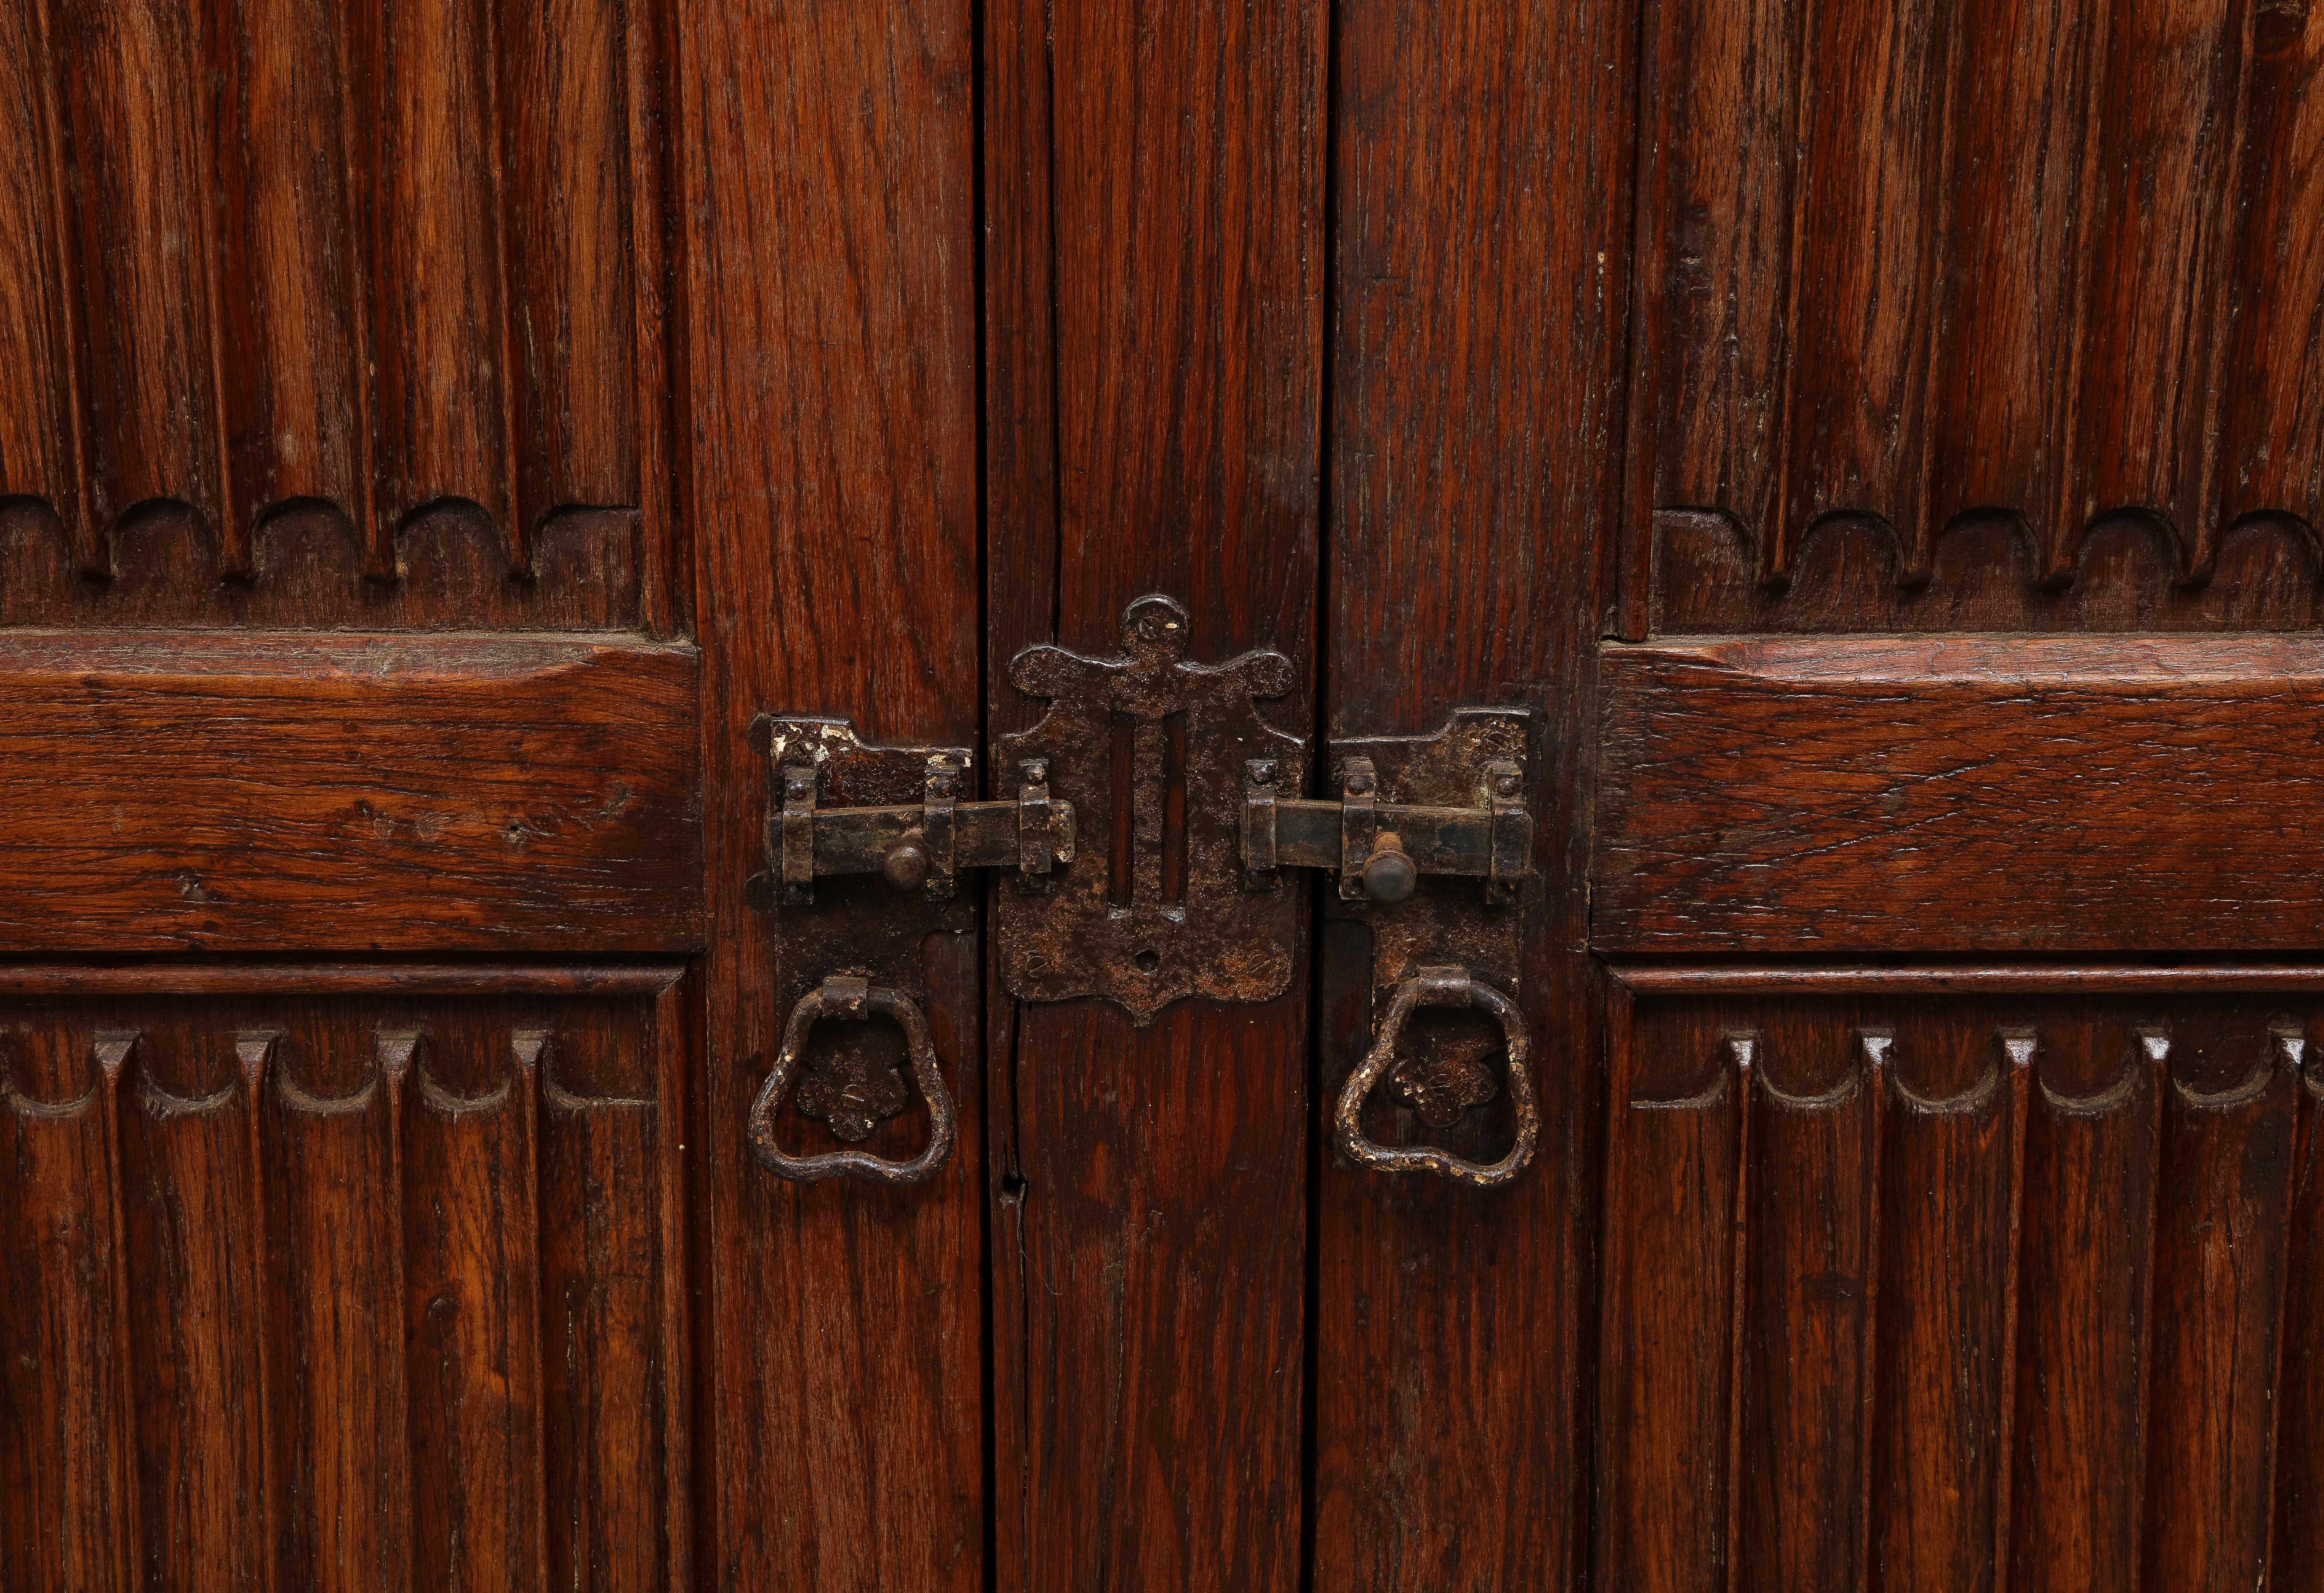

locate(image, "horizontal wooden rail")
[[1594, 634, 2324, 955], [0, 632, 702, 954]]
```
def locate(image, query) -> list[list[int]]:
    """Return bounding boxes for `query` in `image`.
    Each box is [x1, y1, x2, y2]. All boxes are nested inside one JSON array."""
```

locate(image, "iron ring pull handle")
[[1334, 964, 1539, 1189], [748, 975, 957, 1184]]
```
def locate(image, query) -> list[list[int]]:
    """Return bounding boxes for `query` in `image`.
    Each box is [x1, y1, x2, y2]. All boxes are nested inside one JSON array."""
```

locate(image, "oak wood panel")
[[1870, 1018, 2025, 1593], [0, 0, 83, 545], [1629, 0, 2324, 626], [361, 0, 519, 560], [1, 976, 689, 1592], [678, 0, 985, 1586], [2072, 0, 2250, 582], [269, 1023, 417, 1592], [2221, 2, 2324, 536], [1314, 0, 1629, 1584], [212, 0, 372, 570], [1737, 1034, 1882, 1593], [2281, 1058, 2324, 1593], [117, 1028, 277, 1593], [0, 1029, 140, 1593], [0, 0, 674, 624], [1599, 983, 2321, 1591], [1774, 0, 1951, 583], [984, 0, 1325, 1584], [1923, 0, 2103, 582], [2008, 1029, 2163, 1593], [1594, 1005, 1744, 1593], [0, 631, 699, 953], [1595, 635, 2324, 955], [51, 0, 230, 570], [2140, 1026, 2298, 1593], [404, 1022, 549, 1593]]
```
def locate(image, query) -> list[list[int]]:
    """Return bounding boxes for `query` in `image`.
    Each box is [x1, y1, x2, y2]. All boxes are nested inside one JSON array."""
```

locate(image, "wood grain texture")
[[983, 0, 1324, 1583], [2221, 1, 2324, 539], [0, 631, 700, 954], [1773, 0, 1951, 583], [1736, 1028, 1882, 1593], [0, 1029, 140, 1593], [50, 0, 231, 568], [1594, 1009, 1746, 1593], [678, 0, 985, 1586], [2139, 1022, 2299, 1593], [1628, 0, 2324, 623], [1598, 985, 2322, 1591], [2279, 1052, 2324, 1593], [1313, 0, 1629, 1583], [0, 982, 688, 1592], [0, 0, 675, 623], [0, 0, 84, 543], [1595, 635, 2324, 954]]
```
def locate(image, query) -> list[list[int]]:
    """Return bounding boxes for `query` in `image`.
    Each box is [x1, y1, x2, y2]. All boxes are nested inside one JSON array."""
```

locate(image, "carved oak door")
[[13, 1, 2324, 1591], [1592, 2, 2324, 1590], [0, 2, 700, 1590]]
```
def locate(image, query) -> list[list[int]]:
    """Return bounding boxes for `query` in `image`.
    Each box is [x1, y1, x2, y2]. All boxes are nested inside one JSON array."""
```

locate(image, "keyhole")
[[1134, 949, 1160, 974]]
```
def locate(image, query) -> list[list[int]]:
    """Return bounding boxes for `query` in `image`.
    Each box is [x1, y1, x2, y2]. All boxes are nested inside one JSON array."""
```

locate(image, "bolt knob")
[[1360, 845, 1418, 904], [882, 831, 932, 891]]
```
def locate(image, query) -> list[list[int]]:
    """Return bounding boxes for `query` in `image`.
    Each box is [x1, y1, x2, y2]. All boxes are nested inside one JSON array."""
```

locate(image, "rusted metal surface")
[[747, 974, 958, 1184], [1333, 965, 1538, 1188], [750, 717, 979, 1184], [1323, 709, 1537, 1180], [763, 720, 1075, 905], [997, 595, 1307, 1024]]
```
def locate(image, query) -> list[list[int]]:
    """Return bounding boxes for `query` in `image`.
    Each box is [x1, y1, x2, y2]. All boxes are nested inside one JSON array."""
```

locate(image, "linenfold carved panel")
[[0, 0, 676, 631], [1597, 971, 2324, 1592], [0, 968, 690, 1591], [1627, 0, 2324, 634]]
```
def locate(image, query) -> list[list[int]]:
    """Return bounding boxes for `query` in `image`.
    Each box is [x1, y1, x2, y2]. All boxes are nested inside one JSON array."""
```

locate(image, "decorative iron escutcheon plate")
[[997, 595, 1306, 1025]]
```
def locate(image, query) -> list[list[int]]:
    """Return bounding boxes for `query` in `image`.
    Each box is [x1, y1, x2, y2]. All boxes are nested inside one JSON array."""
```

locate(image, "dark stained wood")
[[359, 0, 519, 559], [2280, 1051, 2324, 1593], [983, 0, 1325, 1583], [3, 981, 689, 1592], [0, 631, 699, 954], [2140, 1023, 2298, 1593], [403, 1021, 549, 1593], [211, 0, 371, 571], [1923, 0, 2103, 583], [2008, 1026, 2163, 1593], [116, 1026, 276, 1593], [2221, 2, 2324, 540], [50, 0, 230, 566], [1594, 1003, 1745, 1593], [0, 1028, 140, 1593], [1869, 1017, 2025, 1593], [1595, 635, 2324, 954], [1313, 0, 1629, 1582], [0, 0, 673, 625], [2072, 0, 2251, 583], [0, 0, 84, 549], [1598, 984, 2323, 1591], [1628, 0, 2324, 624], [1773, 0, 1951, 584], [678, 0, 986, 1585], [1735, 1026, 1881, 1593]]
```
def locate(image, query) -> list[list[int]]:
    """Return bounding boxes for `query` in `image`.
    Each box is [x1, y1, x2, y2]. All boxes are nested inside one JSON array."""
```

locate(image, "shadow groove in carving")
[[0, 494, 643, 630], [1654, 505, 2324, 633]]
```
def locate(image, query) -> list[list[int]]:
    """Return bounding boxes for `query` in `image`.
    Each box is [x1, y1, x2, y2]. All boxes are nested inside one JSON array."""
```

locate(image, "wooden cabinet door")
[[0, 3, 700, 1589], [15, 2, 2324, 1590], [1595, 1, 2324, 1589]]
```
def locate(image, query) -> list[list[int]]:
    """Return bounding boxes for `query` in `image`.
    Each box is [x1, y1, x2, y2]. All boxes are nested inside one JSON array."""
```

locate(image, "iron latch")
[[749, 601, 1543, 1188], [766, 724, 1076, 905], [1240, 751, 1529, 904]]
